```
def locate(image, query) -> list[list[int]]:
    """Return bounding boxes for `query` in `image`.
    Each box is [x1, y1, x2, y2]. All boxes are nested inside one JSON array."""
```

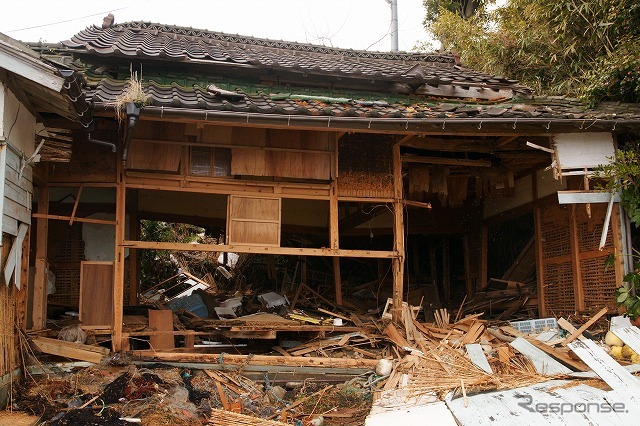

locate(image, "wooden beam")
[[0, 39, 65, 91], [32, 213, 116, 225], [131, 350, 379, 369], [402, 154, 492, 167], [534, 208, 546, 316], [392, 143, 405, 324], [401, 136, 496, 153], [30, 336, 108, 364], [562, 307, 609, 346], [68, 184, 83, 226], [495, 136, 519, 148], [32, 186, 49, 330], [121, 240, 398, 259]]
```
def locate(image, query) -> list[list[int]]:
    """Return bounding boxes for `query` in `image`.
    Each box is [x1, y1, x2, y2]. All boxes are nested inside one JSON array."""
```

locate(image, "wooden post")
[[113, 159, 126, 351], [479, 225, 488, 289], [391, 143, 405, 324], [610, 204, 625, 293], [32, 186, 49, 330], [442, 236, 450, 304], [463, 234, 474, 299], [333, 258, 342, 306], [534, 207, 546, 316], [129, 208, 140, 306], [18, 227, 30, 330], [329, 182, 342, 305], [569, 204, 584, 311]]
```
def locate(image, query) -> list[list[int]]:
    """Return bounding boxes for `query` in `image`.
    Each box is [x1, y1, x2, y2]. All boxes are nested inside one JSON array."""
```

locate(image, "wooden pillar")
[[534, 206, 546, 316], [329, 182, 342, 305], [113, 160, 126, 351], [442, 237, 450, 304], [391, 143, 405, 323], [569, 204, 584, 311], [479, 225, 488, 289], [611, 204, 626, 282], [128, 211, 139, 306], [463, 234, 474, 299], [17, 227, 30, 330], [32, 186, 49, 330]]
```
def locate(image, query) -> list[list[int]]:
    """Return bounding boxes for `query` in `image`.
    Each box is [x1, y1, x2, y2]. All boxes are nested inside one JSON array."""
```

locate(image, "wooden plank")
[[3, 223, 27, 287], [509, 337, 572, 375], [30, 337, 108, 363], [31, 213, 115, 226], [3, 196, 30, 224], [68, 184, 83, 226], [557, 190, 621, 204], [526, 339, 589, 372], [465, 343, 493, 374], [131, 350, 379, 369], [79, 262, 114, 327], [611, 327, 640, 361], [148, 309, 175, 350], [0, 39, 64, 91], [121, 240, 398, 258], [568, 339, 640, 394], [562, 307, 608, 346]]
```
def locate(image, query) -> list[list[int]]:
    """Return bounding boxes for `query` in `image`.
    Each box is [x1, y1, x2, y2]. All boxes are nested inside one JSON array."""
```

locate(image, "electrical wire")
[[7, 3, 143, 33]]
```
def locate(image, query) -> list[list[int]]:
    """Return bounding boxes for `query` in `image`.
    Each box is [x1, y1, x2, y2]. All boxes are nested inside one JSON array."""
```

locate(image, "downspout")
[[86, 122, 116, 153], [122, 102, 141, 162]]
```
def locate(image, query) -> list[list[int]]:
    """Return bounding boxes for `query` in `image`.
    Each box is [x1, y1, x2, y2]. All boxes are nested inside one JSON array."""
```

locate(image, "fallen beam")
[[131, 350, 379, 369], [30, 337, 109, 364]]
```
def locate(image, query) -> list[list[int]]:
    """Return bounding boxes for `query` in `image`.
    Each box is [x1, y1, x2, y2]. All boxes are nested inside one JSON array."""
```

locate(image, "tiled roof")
[[62, 22, 528, 98], [88, 78, 640, 122]]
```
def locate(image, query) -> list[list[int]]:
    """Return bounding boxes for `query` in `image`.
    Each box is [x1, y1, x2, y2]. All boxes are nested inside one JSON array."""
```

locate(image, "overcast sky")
[[0, 0, 431, 52]]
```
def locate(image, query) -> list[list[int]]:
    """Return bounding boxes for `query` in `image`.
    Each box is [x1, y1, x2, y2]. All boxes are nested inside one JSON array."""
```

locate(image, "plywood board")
[[127, 140, 181, 172], [227, 195, 281, 246], [509, 337, 572, 375], [148, 309, 175, 350], [553, 132, 615, 170], [79, 261, 114, 327], [231, 147, 267, 175]]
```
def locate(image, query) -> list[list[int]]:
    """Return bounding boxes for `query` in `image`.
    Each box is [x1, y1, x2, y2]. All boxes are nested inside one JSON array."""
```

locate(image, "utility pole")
[[385, 0, 399, 52]]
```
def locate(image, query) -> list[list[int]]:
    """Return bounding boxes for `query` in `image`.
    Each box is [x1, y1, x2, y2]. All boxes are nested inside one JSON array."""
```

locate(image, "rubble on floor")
[[12, 263, 640, 425]]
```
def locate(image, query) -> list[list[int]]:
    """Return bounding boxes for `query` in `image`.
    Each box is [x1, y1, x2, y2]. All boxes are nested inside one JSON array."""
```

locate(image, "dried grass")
[[109, 67, 147, 123]]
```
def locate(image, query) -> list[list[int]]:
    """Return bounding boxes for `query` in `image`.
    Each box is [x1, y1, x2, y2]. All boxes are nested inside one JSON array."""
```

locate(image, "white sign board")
[[553, 132, 615, 170]]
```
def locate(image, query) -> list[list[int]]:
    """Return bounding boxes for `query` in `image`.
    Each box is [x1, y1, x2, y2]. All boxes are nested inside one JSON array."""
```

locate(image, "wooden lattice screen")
[[538, 203, 621, 316]]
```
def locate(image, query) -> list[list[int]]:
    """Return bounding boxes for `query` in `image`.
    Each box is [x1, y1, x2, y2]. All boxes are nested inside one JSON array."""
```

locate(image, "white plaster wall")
[[483, 168, 568, 219], [483, 174, 534, 219], [536, 168, 567, 199], [82, 213, 129, 261], [1, 85, 35, 156]]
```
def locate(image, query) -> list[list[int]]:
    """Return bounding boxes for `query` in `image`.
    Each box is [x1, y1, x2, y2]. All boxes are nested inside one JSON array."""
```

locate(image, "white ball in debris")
[[376, 358, 393, 376], [310, 415, 324, 426]]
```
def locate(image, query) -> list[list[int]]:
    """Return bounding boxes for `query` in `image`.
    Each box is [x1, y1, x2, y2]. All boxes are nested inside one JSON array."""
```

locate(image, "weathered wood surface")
[[509, 337, 572, 375]]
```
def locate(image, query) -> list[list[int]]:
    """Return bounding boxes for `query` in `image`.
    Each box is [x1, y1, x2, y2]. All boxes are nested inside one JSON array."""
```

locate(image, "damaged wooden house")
[[6, 19, 639, 357]]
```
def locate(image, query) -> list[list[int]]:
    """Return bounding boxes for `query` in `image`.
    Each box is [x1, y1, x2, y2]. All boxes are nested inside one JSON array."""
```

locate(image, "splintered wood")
[[381, 306, 552, 398]]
